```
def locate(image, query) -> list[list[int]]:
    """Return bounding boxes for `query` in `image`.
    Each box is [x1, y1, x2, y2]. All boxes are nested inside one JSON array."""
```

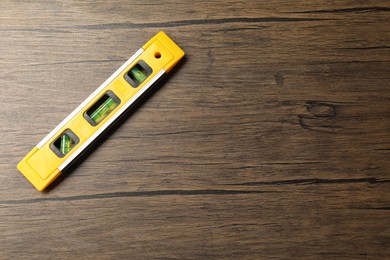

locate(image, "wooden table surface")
[[1, 1, 389, 259]]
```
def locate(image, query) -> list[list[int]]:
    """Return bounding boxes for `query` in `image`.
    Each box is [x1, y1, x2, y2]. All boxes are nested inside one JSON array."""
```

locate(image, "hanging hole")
[[154, 52, 161, 59]]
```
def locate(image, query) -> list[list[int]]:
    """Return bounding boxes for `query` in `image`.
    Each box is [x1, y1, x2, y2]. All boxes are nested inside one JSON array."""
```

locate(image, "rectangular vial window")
[[50, 129, 80, 157], [84, 91, 120, 126], [124, 60, 152, 88]]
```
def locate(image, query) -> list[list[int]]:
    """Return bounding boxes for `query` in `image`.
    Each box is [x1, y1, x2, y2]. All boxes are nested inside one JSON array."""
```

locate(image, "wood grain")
[[0, 0, 389, 259]]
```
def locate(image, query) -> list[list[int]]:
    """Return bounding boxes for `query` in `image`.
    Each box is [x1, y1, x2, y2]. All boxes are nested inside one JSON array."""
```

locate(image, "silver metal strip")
[[58, 69, 166, 171], [37, 48, 144, 149]]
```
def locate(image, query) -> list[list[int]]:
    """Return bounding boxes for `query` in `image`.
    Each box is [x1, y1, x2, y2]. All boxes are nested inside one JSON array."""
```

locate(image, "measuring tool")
[[17, 32, 185, 191]]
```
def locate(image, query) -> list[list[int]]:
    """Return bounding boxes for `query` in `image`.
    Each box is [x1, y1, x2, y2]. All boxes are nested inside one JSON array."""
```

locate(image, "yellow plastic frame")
[[17, 32, 185, 191]]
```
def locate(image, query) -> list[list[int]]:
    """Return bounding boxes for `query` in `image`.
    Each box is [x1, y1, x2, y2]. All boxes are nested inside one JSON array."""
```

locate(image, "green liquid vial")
[[129, 66, 147, 83], [90, 97, 118, 124], [60, 134, 74, 155]]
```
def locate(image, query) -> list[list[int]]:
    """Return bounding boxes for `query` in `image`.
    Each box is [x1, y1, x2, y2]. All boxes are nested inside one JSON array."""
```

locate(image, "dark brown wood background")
[[1, 0, 389, 259]]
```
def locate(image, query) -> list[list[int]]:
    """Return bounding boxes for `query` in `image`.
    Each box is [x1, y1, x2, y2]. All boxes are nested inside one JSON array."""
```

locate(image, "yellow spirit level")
[[17, 32, 185, 191]]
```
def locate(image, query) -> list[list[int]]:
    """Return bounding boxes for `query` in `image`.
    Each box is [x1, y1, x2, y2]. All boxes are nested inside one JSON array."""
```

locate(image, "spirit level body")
[[17, 32, 184, 191]]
